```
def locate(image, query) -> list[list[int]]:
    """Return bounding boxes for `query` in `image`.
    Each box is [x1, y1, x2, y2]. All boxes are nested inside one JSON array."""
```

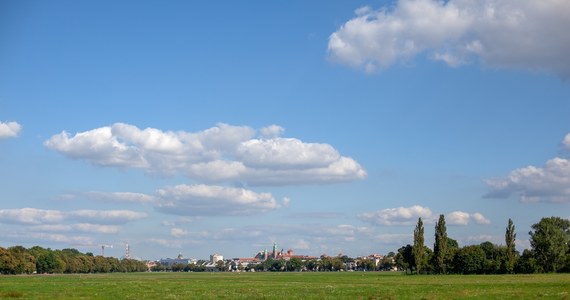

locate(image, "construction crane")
[[99, 244, 113, 257]]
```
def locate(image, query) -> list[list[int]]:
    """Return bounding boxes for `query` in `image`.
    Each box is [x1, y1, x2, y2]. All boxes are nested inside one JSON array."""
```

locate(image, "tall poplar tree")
[[433, 214, 448, 274], [413, 217, 425, 274], [505, 218, 516, 273]]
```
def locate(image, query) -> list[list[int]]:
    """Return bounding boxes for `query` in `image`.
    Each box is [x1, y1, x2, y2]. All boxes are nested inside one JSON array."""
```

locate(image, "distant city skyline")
[[1, 0, 569, 260]]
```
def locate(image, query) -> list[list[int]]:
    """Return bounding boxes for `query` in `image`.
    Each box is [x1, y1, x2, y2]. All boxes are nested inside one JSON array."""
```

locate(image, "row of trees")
[[0, 246, 147, 274], [396, 216, 570, 274], [249, 255, 392, 272], [150, 255, 395, 273]]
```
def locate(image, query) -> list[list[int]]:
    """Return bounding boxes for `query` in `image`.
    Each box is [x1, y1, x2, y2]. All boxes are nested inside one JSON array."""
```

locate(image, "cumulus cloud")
[[328, 0, 570, 77], [260, 125, 285, 138], [0, 121, 22, 139], [447, 211, 471, 225], [0, 208, 146, 225], [358, 205, 434, 226], [471, 212, 491, 225], [485, 133, 570, 203], [155, 184, 281, 216], [485, 144, 570, 204], [448, 211, 490, 225], [45, 123, 366, 186], [237, 138, 341, 169], [360, 205, 490, 226]]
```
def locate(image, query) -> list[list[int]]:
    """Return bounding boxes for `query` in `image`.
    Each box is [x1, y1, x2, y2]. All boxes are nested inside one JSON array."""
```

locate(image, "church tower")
[[272, 241, 277, 259]]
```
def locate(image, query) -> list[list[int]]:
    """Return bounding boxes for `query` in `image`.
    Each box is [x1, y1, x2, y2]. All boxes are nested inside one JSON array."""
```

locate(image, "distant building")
[[158, 253, 196, 267], [254, 242, 317, 262], [210, 253, 223, 264], [202, 253, 225, 271], [231, 257, 260, 270], [368, 254, 384, 267]]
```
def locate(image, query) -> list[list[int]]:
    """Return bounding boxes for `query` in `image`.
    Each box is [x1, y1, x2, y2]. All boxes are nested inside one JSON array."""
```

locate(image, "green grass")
[[0, 272, 569, 299]]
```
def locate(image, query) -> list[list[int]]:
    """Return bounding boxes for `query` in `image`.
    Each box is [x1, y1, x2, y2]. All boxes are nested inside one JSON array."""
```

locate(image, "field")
[[0, 272, 569, 299]]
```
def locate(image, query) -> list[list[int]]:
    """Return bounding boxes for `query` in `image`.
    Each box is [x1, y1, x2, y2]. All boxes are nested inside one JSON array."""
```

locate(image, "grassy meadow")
[[0, 272, 569, 299]]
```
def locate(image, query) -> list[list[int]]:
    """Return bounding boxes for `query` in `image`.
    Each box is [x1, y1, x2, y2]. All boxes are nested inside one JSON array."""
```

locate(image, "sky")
[[1, 0, 569, 260]]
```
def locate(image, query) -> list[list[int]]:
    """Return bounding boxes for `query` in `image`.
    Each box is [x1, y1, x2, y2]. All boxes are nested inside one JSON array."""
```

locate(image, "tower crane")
[[99, 244, 113, 257]]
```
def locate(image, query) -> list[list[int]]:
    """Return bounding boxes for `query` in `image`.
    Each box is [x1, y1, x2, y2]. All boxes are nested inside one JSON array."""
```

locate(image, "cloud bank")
[[0, 121, 21, 139], [328, 0, 570, 77], [359, 205, 490, 226], [0, 208, 146, 241], [68, 184, 287, 217], [45, 123, 366, 186], [154, 184, 284, 216], [0, 208, 147, 225]]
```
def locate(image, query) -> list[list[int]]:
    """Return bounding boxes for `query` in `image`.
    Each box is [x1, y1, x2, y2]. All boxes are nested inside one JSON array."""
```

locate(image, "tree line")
[[0, 246, 147, 274], [395, 216, 570, 274], [2, 216, 568, 275]]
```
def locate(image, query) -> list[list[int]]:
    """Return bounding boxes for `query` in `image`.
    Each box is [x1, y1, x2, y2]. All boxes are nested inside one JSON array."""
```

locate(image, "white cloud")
[[0, 208, 147, 225], [323, 224, 372, 237], [69, 210, 147, 224], [155, 184, 281, 216], [485, 133, 570, 203], [30, 223, 121, 234], [0, 208, 65, 225], [358, 205, 434, 226], [237, 156, 367, 186], [260, 125, 285, 138], [472, 212, 491, 225], [0, 121, 21, 139], [44, 126, 148, 168], [45, 123, 366, 185], [237, 138, 341, 169], [83, 191, 155, 203], [360, 206, 490, 226], [282, 197, 291, 208], [485, 157, 570, 203], [170, 228, 188, 238], [66, 183, 285, 218], [448, 211, 471, 225], [328, 0, 570, 77], [564, 133, 570, 150], [28, 233, 95, 246]]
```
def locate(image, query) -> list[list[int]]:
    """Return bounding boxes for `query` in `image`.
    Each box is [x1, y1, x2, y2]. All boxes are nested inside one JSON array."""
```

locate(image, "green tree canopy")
[[529, 216, 570, 272]]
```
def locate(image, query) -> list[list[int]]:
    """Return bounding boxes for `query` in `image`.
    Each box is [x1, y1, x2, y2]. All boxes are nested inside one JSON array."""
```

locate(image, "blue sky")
[[1, 0, 569, 260]]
